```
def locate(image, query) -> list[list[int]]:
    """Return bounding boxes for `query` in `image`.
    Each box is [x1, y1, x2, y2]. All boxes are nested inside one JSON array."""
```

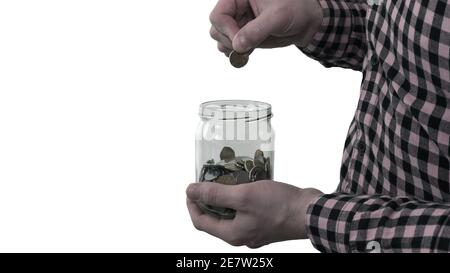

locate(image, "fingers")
[[210, 26, 233, 48], [186, 182, 246, 209], [209, 0, 240, 41], [233, 8, 286, 53], [186, 198, 238, 244], [218, 43, 232, 56], [210, 26, 233, 56]]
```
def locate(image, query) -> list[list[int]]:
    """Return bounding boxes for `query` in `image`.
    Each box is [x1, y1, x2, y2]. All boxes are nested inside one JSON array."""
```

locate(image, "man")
[[186, 0, 450, 252]]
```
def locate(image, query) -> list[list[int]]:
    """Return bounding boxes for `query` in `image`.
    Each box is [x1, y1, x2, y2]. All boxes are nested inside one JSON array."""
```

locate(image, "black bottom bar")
[[0, 253, 447, 272]]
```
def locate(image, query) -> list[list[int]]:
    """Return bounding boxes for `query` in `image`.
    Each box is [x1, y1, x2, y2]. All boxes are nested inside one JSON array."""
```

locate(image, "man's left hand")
[[186, 180, 322, 248]]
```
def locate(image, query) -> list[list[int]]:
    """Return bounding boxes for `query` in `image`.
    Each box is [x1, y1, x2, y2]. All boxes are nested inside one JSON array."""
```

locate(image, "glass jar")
[[195, 100, 274, 218]]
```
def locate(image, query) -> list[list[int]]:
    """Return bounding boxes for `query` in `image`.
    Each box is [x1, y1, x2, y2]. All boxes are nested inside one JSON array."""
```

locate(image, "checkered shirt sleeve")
[[300, 0, 450, 253], [301, 0, 368, 71], [307, 193, 450, 252]]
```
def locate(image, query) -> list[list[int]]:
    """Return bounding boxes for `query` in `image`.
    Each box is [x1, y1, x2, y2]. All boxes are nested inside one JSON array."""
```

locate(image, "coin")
[[254, 149, 265, 168], [235, 156, 251, 166], [244, 160, 254, 172], [235, 157, 244, 167], [199, 147, 272, 219], [233, 170, 250, 184], [216, 174, 237, 185], [265, 157, 271, 177], [249, 166, 268, 182], [200, 164, 227, 181], [220, 146, 236, 162], [198, 203, 236, 219], [229, 50, 249, 68], [223, 160, 243, 171]]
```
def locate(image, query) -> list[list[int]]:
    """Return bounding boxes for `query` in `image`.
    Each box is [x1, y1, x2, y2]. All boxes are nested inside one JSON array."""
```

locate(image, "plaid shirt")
[[301, 0, 450, 252]]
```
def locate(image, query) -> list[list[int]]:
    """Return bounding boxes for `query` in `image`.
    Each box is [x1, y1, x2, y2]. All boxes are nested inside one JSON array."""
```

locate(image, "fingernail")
[[186, 183, 200, 200], [234, 35, 249, 53], [238, 35, 249, 52]]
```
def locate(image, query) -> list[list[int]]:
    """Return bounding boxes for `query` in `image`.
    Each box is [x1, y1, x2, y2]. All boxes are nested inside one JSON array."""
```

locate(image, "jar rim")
[[199, 100, 272, 121]]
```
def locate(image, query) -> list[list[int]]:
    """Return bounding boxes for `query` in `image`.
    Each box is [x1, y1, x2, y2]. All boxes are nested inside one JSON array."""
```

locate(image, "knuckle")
[[209, 11, 219, 25], [218, 43, 231, 54], [193, 221, 203, 231], [204, 186, 219, 205], [210, 27, 218, 39], [217, 43, 226, 52]]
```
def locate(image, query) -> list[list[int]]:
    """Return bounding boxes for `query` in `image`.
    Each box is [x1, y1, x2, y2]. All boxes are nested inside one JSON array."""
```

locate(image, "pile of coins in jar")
[[198, 146, 272, 219], [199, 146, 272, 185]]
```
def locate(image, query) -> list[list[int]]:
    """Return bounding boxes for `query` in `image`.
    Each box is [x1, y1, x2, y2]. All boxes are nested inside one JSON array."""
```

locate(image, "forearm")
[[307, 193, 450, 252]]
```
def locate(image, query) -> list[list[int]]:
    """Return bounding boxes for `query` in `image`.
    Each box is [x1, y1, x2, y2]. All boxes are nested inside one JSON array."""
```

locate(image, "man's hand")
[[186, 180, 322, 248], [209, 0, 323, 56]]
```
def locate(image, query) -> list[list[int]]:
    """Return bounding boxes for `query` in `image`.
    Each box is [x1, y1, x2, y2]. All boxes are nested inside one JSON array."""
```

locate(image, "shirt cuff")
[[306, 193, 366, 253]]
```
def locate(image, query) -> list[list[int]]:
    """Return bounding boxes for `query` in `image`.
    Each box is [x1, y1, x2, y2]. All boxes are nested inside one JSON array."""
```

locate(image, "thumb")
[[186, 182, 242, 209], [232, 9, 285, 53]]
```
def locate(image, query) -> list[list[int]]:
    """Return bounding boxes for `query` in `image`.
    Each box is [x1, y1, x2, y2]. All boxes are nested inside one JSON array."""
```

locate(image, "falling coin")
[[229, 50, 249, 68]]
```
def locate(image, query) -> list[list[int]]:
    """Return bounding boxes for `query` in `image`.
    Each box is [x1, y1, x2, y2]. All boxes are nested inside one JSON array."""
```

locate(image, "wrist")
[[296, 0, 324, 48], [295, 187, 323, 239]]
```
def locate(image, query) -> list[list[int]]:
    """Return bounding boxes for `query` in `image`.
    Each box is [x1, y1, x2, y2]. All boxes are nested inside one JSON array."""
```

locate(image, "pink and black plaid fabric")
[[300, 0, 450, 252]]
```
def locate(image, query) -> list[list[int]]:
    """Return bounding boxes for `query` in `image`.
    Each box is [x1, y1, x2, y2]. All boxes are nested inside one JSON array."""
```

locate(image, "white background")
[[0, 0, 361, 252]]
